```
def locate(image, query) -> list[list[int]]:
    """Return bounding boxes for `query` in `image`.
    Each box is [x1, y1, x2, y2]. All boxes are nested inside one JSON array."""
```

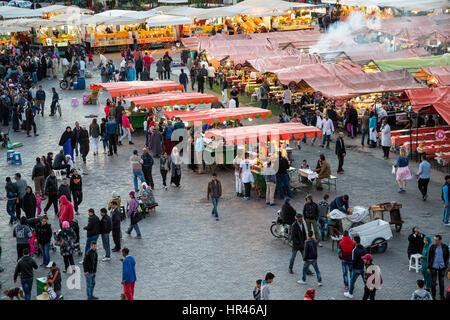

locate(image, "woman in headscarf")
[[23, 186, 37, 219], [170, 146, 182, 187], [127, 63, 136, 81], [108, 191, 121, 210], [79, 126, 90, 163], [139, 182, 156, 211], [150, 124, 162, 158], [58, 195, 74, 226], [304, 288, 315, 300], [126, 191, 142, 238], [65, 155, 74, 172], [59, 126, 75, 159], [420, 235, 433, 291], [58, 220, 76, 273]]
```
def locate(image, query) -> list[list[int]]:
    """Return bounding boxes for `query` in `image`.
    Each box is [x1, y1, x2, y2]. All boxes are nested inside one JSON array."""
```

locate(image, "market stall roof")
[[205, 122, 322, 144], [415, 66, 450, 86], [246, 54, 323, 73], [301, 69, 425, 99], [274, 61, 365, 86], [79, 10, 161, 26], [321, 0, 448, 10], [0, 17, 65, 30], [155, 6, 208, 18], [163, 107, 272, 126], [158, 0, 189, 3], [146, 14, 192, 27], [124, 92, 219, 109], [90, 81, 183, 98], [373, 53, 450, 73], [405, 87, 450, 124], [34, 5, 94, 15], [344, 47, 431, 65], [0, 7, 42, 19]]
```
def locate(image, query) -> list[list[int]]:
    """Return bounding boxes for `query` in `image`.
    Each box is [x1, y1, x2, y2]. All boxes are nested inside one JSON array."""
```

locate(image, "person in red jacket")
[[339, 230, 355, 291], [58, 195, 74, 227]]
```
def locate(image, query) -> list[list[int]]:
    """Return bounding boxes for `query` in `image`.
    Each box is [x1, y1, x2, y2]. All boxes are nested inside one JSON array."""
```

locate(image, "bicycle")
[[56, 98, 62, 117]]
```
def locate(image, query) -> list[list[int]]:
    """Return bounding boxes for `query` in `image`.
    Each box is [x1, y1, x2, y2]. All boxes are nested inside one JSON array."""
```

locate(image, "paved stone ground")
[[0, 51, 448, 300]]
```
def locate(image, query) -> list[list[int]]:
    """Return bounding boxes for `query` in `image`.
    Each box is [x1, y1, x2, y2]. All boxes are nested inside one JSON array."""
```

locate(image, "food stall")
[[205, 122, 322, 196], [90, 81, 184, 127], [82, 11, 191, 53], [123, 92, 219, 128], [414, 66, 450, 87]]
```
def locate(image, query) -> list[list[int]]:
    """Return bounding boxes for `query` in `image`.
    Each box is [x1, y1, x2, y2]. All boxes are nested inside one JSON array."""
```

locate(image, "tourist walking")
[[335, 132, 346, 174], [13, 217, 32, 260], [13, 248, 38, 300], [32, 157, 46, 195], [239, 152, 254, 200], [35, 216, 52, 267], [297, 231, 322, 286], [170, 147, 182, 187], [121, 247, 137, 300], [289, 213, 306, 274], [260, 272, 275, 300], [207, 173, 222, 221], [264, 162, 276, 206], [360, 109, 369, 146], [83, 241, 98, 300], [130, 150, 145, 193], [150, 125, 162, 158], [141, 148, 154, 189], [119, 111, 134, 145], [393, 147, 412, 193], [344, 235, 367, 299], [99, 208, 112, 262], [320, 114, 334, 148], [126, 191, 142, 238], [427, 234, 449, 300], [5, 177, 19, 224], [14, 173, 27, 220], [160, 152, 170, 189], [415, 155, 431, 201], [70, 169, 83, 215], [79, 126, 90, 163], [275, 152, 292, 200], [106, 116, 118, 156], [339, 230, 355, 291], [43, 171, 59, 216], [22, 186, 36, 219]]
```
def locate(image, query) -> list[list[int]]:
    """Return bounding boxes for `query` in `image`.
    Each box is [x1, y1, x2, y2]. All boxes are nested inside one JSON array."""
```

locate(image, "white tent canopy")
[[146, 14, 192, 27], [0, 7, 42, 19], [321, 0, 448, 10], [158, 0, 189, 3], [34, 5, 94, 15], [80, 9, 161, 26]]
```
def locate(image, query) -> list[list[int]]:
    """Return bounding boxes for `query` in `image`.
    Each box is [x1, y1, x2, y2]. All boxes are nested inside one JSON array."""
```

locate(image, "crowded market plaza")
[[0, 0, 449, 303]]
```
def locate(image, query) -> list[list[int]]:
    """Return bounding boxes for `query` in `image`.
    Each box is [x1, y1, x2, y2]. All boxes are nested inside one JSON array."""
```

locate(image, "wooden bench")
[[322, 175, 337, 190]]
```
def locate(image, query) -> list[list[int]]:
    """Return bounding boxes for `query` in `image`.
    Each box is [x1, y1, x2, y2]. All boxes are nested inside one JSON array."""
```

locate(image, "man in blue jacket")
[[106, 117, 118, 156], [442, 175, 450, 226], [344, 235, 366, 299], [35, 85, 45, 116], [121, 247, 136, 300]]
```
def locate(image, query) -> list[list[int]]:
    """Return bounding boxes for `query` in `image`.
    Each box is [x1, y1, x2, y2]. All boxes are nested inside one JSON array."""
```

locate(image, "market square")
[[0, 0, 449, 302]]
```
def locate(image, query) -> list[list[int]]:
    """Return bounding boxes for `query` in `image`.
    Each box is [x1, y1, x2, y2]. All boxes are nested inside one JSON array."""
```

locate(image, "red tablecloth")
[[388, 126, 450, 137], [391, 131, 450, 144], [403, 140, 448, 151], [417, 144, 450, 153]]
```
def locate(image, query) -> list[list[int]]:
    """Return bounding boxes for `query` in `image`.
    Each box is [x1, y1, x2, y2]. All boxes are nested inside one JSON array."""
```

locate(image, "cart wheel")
[[371, 237, 388, 254], [395, 223, 402, 232]]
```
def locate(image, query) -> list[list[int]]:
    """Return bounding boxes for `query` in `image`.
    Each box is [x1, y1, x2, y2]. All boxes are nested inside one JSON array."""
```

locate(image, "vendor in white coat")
[[380, 119, 391, 159]]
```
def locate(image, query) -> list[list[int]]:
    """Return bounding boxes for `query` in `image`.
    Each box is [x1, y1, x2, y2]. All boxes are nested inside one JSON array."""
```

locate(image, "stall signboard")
[[435, 129, 446, 141], [335, 99, 344, 108], [90, 37, 177, 47]]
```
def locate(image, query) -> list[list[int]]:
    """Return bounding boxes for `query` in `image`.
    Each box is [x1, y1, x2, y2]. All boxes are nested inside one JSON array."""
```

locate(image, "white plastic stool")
[[54, 169, 63, 180], [71, 98, 79, 106], [409, 253, 422, 273]]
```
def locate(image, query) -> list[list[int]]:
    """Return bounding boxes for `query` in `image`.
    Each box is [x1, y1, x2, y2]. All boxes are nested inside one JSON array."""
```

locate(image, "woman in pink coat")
[[119, 111, 134, 145], [58, 195, 74, 226]]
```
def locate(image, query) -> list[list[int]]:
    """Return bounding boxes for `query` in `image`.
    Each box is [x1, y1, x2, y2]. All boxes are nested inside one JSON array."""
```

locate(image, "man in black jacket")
[[32, 157, 46, 196], [99, 208, 112, 262], [345, 236, 367, 299], [43, 171, 59, 216], [13, 248, 38, 300], [303, 194, 321, 247], [335, 131, 346, 174], [281, 197, 296, 225], [110, 201, 121, 252], [297, 231, 322, 285], [289, 213, 311, 275], [83, 209, 100, 254], [276, 152, 292, 199], [427, 234, 449, 300], [83, 241, 98, 300], [36, 216, 52, 267], [70, 169, 82, 215]]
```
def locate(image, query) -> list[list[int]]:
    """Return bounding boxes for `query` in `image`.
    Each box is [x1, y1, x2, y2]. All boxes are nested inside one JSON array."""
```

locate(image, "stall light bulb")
[[223, 121, 227, 124], [133, 107, 138, 112], [290, 14, 295, 19], [248, 118, 253, 121], [184, 122, 189, 127]]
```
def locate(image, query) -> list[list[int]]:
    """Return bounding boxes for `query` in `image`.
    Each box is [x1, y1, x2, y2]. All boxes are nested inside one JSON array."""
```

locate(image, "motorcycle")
[[59, 72, 79, 90], [270, 210, 292, 246]]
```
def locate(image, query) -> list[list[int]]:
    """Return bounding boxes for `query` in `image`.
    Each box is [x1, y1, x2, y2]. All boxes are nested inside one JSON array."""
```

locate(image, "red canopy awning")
[[246, 54, 323, 73], [163, 107, 272, 126], [205, 123, 322, 145], [124, 92, 218, 109], [90, 81, 183, 98], [275, 61, 365, 86], [405, 87, 450, 124], [300, 69, 425, 99]]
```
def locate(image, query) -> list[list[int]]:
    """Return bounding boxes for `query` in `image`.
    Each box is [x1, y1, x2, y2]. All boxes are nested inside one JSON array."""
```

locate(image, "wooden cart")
[[369, 202, 403, 232]]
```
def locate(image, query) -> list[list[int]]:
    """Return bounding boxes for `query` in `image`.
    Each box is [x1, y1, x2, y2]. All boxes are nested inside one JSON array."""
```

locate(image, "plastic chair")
[[409, 253, 422, 273], [12, 152, 22, 165], [71, 98, 79, 106]]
